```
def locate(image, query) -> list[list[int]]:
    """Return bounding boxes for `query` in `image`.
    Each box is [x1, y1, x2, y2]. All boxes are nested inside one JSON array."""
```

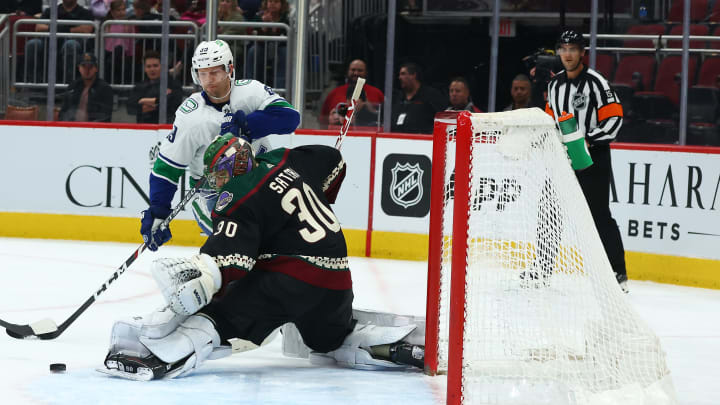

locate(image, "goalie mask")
[[191, 39, 234, 85], [203, 134, 256, 191]]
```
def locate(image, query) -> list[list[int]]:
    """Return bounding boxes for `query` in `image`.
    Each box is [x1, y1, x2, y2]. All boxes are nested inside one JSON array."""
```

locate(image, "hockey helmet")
[[556, 29, 585, 49], [191, 40, 234, 85], [203, 134, 255, 190]]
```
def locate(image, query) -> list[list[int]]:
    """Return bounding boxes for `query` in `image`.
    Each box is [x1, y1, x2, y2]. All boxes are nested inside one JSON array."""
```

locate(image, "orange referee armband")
[[597, 102, 623, 122]]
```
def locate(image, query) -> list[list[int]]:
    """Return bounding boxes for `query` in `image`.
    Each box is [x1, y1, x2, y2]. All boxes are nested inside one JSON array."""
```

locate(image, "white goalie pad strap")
[[109, 306, 188, 358], [151, 253, 222, 315], [281, 323, 310, 359]]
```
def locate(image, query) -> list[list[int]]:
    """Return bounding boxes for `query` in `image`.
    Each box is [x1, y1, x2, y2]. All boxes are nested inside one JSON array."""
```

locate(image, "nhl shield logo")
[[390, 162, 424, 208], [572, 93, 587, 110]]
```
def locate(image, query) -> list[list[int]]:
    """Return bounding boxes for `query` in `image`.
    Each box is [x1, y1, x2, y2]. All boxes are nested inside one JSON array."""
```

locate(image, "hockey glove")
[[220, 109, 251, 140], [140, 206, 172, 251], [558, 111, 593, 171], [151, 253, 222, 315]]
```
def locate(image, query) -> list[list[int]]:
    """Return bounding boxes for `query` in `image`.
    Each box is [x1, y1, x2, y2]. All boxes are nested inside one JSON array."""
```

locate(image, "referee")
[[544, 30, 628, 293]]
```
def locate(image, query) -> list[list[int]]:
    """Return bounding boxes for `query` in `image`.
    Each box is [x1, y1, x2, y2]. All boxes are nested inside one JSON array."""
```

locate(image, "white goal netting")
[[426, 109, 677, 405]]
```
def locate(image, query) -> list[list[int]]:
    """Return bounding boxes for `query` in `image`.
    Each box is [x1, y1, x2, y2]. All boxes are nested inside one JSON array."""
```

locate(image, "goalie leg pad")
[[282, 309, 426, 359], [109, 306, 188, 358], [139, 314, 230, 378], [351, 308, 426, 346], [309, 322, 418, 370]]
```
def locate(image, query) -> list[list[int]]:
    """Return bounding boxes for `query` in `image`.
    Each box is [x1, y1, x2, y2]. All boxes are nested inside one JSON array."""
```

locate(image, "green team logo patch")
[[179, 98, 198, 114], [235, 79, 252, 86]]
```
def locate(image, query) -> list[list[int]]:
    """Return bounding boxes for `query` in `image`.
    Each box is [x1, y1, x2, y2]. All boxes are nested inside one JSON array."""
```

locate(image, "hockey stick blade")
[[1, 318, 59, 339], [0, 179, 206, 340]]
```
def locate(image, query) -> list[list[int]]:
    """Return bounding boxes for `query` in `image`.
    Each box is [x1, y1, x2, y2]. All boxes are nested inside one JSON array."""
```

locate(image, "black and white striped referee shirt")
[[544, 66, 623, 146]]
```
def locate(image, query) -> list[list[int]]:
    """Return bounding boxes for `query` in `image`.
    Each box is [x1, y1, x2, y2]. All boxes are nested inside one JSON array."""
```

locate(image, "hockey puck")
[[49, 363, 66, 372]]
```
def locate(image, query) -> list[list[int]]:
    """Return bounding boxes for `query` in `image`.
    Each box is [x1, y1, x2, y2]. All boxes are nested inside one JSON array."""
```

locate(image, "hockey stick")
[[334, 77, 366, 150], [0, 178, 206, 340]]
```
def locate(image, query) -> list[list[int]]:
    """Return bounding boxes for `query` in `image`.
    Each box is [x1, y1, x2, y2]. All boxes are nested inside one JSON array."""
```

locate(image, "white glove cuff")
[[192, 253, 222, 295]]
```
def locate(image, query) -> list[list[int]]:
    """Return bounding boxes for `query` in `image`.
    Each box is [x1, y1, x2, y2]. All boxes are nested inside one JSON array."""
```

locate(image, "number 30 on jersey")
[[282, 183, 340, 243]]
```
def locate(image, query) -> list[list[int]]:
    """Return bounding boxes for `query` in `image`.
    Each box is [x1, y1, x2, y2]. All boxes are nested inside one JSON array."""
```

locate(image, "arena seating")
[[624, 24, 665, 48], [613, 55, 656, 90], [583, 53, 615, 80], [666, 24, 709, 49], [667, 0, 709, 23], [654, 55, 698, 106]]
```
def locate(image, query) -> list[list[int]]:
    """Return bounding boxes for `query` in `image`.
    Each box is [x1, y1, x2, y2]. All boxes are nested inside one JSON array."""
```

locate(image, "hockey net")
[[425, 110, 677, 405]]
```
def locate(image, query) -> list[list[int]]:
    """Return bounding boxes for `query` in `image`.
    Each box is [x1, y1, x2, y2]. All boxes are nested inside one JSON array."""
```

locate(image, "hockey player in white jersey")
[[141, 39, 300, 251]]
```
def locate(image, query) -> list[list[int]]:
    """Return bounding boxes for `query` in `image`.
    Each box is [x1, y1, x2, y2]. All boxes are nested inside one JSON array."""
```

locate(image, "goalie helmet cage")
[[424, 110, 678, 405]]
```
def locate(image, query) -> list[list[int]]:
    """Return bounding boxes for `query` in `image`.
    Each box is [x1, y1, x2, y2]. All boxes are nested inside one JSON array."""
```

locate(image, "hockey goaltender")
[[99, 134, 425, 380]]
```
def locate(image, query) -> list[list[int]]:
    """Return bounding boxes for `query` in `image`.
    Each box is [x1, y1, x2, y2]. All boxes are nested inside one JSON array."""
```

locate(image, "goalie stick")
[[334, 77, 365, 150], [0, 178, 206, 340]]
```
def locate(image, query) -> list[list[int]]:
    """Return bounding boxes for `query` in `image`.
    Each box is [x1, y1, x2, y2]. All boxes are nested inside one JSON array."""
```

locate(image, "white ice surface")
[[0, 237, 718, 404]]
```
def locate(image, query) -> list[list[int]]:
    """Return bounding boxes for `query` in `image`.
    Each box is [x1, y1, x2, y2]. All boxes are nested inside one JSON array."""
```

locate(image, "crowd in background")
[[2, 0, 293, 123]]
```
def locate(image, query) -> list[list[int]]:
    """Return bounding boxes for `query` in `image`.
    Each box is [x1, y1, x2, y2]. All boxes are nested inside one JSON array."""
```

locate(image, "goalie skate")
[[97, 352, 191, 381]]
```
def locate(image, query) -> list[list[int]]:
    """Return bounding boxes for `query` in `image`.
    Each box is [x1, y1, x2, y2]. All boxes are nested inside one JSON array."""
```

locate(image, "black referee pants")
[[576, 144, 627, 277], [201, 270, 355, 353]]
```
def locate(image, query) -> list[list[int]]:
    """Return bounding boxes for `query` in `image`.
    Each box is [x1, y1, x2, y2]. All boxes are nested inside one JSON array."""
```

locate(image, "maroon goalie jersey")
[[200, 145, 350, 292]]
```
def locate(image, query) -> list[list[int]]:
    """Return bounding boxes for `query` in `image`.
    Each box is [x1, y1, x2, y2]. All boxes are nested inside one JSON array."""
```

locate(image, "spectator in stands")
[[131, 0, 162, 51], [218, 0, 245, 35], [322, 59, 384, 126], [503, 74, 532, 111], [89, 0, 110, 20], [153, 0, 182, 19], [103, 0, 134, 84], [127, 50, 184, 123], [59, 52, 114, 122], [391, 62, 446, 134], [24, 0, 95, 83], [180, 0, 207, 26], [246, 0, 289, 89], [238, 0, 261, 20], [1, 0, 42, 16], [446, 76, 482, 112], [327, 81, 381, 128]]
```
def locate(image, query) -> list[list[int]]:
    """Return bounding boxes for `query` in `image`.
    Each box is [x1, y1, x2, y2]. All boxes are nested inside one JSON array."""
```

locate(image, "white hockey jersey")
[[155, 79, 295, 182]]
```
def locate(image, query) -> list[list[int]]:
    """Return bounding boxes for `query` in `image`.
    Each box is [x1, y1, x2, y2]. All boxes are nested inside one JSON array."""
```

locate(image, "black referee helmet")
[[557, 30, 585, 49]]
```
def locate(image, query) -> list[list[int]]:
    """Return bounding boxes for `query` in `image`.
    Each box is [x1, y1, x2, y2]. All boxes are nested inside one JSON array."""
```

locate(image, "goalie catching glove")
[[558, 111, 593, 171], [151, 253, 222, 315]]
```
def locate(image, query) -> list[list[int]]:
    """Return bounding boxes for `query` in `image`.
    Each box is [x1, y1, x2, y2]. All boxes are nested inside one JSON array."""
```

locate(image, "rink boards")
[[0, 121, 718, 288]]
